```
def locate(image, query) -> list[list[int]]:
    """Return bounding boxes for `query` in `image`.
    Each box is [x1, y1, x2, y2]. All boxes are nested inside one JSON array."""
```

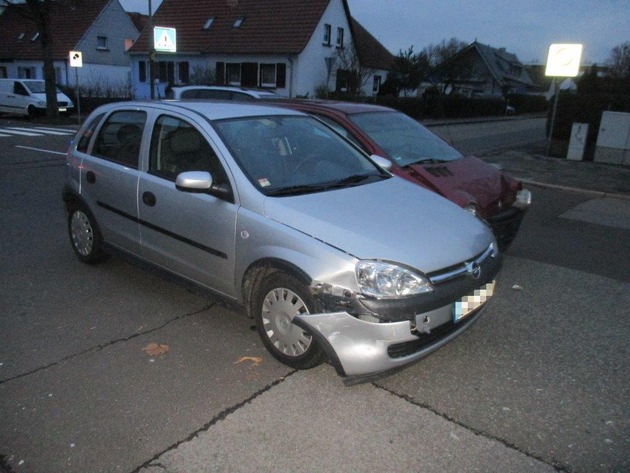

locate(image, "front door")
[[137, 114, 238, 297]]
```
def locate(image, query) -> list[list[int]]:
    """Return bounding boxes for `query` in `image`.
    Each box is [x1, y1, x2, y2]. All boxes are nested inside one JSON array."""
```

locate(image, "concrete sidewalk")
[[479, 147, 630, 199]]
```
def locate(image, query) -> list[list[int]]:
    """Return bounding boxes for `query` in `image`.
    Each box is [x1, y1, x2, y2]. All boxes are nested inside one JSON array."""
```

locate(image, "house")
[[425, 41, 540, 97], [127, 0, 393, 99], [0, 0, 141, 93]]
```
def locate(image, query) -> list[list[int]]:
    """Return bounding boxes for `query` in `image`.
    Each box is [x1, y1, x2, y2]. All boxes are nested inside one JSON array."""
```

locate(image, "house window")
[[372, 75, 382, 95], [0, 66, 7, 78], [226, 63, 241, 85], [17, 32, 25, 41], [336, 27, 344, 48], [31, 32, 40, 42], [233, 17, 245, 28], [158, 61, 175, 84], [18, 66, 35, 79], [139, 61, 147, 83], [323, 24, 331, 46], [260, 64, 276, 87], [96, 36, 108, 50], [178, 62, 190, 83]]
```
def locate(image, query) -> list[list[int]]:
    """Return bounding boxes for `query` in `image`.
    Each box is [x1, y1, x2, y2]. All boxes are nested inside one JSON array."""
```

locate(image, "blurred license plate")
[[453, 281, 496, 322]]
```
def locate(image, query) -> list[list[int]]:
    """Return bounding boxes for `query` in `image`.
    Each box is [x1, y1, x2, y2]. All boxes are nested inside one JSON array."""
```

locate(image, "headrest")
[[170, 128, 202, 153]]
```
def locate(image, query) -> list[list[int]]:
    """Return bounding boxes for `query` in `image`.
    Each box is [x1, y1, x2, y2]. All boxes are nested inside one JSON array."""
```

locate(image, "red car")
[[272, 100, 531, 251]]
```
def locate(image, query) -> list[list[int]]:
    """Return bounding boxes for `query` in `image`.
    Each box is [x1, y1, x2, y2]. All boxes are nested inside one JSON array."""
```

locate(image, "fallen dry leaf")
[[142, 342, 170, 356], [234, 356, 263, 367]]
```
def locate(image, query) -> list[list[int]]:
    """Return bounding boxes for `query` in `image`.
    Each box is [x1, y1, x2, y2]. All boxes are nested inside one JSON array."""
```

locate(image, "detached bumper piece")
[[294, 280, 496, 382]]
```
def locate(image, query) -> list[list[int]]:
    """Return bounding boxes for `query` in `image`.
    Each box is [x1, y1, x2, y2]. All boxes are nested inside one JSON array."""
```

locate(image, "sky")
[[118, 0, 630, 65]]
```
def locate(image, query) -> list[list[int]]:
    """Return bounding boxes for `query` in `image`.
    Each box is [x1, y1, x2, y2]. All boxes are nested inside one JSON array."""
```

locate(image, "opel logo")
[[468, 262, 482, 280]]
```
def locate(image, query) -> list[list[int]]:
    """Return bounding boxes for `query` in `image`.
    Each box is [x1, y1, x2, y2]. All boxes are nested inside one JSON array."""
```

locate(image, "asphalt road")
[[0, 116, 628, 473]]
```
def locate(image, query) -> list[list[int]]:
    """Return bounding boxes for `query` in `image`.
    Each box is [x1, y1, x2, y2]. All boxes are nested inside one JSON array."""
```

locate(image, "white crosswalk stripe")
[[0, 126, 76, 138]]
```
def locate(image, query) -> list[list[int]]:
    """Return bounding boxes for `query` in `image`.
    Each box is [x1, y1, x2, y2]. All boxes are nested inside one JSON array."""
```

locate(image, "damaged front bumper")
[[293, 280, 496, 382]]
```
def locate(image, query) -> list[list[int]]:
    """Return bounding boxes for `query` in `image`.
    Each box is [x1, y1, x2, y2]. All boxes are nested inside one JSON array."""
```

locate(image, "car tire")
[[67, 204, 110, 264], [252, 272, 326, 370]]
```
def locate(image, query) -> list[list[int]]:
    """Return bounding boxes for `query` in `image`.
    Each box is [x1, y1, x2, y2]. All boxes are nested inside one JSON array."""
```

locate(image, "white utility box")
[[594, 111, 630, 166]]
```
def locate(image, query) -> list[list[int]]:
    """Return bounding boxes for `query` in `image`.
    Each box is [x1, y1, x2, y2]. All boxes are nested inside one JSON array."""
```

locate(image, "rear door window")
[[93, 110, 147, 168]]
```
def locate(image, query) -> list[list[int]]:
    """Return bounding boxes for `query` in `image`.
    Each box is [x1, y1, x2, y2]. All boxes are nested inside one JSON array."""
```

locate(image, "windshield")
[[215, 115, 388, 196], [348, 111, 463, 166], [23, 81, 61, 94]]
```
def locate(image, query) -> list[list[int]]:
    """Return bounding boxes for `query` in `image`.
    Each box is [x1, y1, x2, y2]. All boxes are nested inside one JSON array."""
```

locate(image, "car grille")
[[427, 243, 496, 284], [387, 307, 479, 358]]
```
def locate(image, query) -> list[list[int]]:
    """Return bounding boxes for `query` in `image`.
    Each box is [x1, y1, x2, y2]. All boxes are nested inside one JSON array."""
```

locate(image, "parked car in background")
[[271, 100, 531, 250], [165, 85, 279, 101], [63, 101, 501, 382], [0, 78, 74, 117]]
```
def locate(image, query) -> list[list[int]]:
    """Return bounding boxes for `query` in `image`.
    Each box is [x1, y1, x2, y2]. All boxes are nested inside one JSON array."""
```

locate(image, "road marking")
[[0, 128, 40, 136], [15, 145, 66, 156], [6, 126, 74, 136]]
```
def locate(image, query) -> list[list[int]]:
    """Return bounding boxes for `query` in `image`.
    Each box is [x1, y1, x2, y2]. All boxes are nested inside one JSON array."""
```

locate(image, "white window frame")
[[260, 64, 276, 88], [336, 27, 344, 48], [323, 24, 331, 46]]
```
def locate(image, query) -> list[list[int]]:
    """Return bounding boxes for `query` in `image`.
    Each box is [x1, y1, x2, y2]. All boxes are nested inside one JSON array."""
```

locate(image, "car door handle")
[[142, 191, 156, 207]]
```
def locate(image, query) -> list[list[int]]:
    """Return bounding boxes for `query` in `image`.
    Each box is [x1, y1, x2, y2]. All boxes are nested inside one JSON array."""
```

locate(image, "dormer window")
[[30, 32, 40, 42], [233, 17, 245, 28], [203, 17, 215, 30], [17, 32, 25, 41]]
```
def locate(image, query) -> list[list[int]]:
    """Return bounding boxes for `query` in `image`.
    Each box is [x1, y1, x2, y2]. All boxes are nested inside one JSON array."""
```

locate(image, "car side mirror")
[[370, 154, 392, 171], [176, 171, 213, 191], [175, 171, 232, 199]]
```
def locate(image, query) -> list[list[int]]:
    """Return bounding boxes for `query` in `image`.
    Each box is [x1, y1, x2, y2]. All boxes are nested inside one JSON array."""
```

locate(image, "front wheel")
[[67, 204, 109, 264], [252, 272, 326, 369]]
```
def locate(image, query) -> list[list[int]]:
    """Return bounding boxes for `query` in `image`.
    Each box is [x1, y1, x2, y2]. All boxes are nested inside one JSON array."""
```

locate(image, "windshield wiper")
[[266, 184, 329, 196], [403, 158, 447, 166]]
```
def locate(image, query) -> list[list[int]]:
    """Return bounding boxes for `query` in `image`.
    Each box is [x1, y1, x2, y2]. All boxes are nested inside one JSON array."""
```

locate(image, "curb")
[[521, 179, 630, 201]]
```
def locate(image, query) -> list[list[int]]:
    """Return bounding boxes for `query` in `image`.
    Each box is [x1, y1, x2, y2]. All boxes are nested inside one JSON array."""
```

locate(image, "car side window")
[[14, 82, 28, 96], [149, 115, 230, 187], [93, 110, 146, 168], [76, 113, 105, 153]]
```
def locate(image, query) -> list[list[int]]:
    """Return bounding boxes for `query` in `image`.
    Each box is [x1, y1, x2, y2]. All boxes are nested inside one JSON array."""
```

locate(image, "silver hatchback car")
[[63, 101, 501, 382]]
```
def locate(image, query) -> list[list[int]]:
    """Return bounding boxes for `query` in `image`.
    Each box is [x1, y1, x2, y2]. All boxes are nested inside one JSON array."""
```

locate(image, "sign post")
[[69, 51, 83, 125], [545, 43, 583, 156], [151, 26, 177, 99]]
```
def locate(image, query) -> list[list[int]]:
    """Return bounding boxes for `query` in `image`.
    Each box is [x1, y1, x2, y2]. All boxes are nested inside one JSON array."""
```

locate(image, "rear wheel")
[[67, 204, 109, 264], [252, 272, 326, 369]]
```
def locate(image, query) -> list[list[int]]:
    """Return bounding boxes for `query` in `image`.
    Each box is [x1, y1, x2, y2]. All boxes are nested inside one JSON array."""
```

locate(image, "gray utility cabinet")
[[595, 111, 630, 166]]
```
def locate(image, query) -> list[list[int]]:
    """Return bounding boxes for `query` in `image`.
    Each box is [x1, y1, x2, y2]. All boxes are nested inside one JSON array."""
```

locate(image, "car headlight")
[[464, 202, 478, 216], [356, 261, 433, 298], [514, 189, 532, 209]]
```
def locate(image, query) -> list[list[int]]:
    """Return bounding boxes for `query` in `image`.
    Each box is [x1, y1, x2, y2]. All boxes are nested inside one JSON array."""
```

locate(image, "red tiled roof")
[[0, 0, 111, 61], [130, 0, 333, 55], [350, 18, 393, 70]]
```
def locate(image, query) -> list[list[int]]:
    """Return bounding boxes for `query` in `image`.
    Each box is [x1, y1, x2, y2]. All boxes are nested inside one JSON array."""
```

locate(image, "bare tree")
[[333, 45, 373, 96], [607, 42, 630, 79]]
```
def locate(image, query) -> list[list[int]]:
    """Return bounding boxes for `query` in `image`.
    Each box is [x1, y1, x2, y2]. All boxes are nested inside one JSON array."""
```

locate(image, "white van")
[[0, 79, 74, 117]]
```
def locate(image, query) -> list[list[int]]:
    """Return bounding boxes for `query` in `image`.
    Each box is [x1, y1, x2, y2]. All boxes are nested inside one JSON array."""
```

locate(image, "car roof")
[[269, 99, 395, 115], [94, 100, 304, 121], [171, 85, 278, 97]]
